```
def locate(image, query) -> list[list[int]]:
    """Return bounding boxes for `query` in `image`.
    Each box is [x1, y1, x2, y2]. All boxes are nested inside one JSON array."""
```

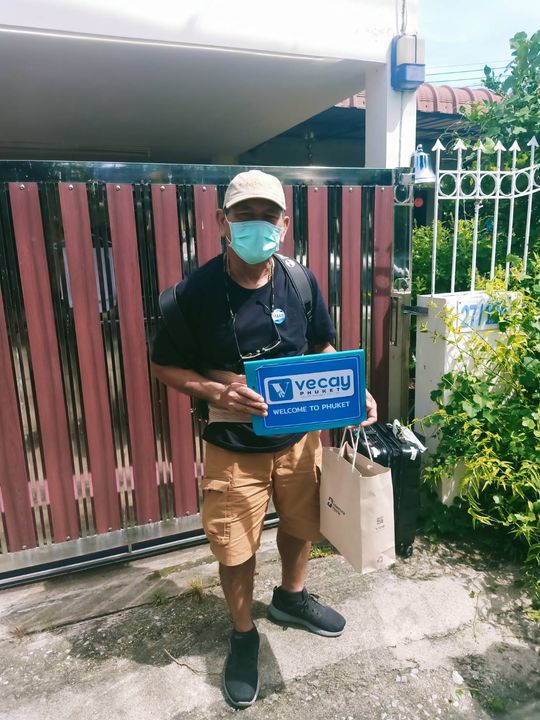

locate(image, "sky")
[[418, 0, 540, 87]]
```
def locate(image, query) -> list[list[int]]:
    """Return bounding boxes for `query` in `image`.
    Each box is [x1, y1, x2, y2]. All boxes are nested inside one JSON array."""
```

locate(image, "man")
[[150, 170, 377, 709]]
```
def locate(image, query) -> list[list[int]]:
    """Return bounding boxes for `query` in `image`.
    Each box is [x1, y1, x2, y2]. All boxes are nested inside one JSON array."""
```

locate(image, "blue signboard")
[[244, 350, 366, 436]]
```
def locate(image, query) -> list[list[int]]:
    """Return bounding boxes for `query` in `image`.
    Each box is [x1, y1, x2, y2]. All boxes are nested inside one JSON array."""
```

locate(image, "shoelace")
[[298, 591, 322, 614]]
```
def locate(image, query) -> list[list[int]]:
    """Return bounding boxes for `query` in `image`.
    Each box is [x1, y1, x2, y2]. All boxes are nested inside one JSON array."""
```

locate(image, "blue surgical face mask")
[[226, 219, 283, 264]]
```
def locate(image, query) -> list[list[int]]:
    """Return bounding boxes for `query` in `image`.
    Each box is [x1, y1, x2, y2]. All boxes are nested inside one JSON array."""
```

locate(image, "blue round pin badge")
[[272, 308, 286, 324]]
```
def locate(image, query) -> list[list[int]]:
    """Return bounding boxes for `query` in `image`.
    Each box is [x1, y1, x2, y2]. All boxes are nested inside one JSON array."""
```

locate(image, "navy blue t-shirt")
[[151, 254, 336, 452]]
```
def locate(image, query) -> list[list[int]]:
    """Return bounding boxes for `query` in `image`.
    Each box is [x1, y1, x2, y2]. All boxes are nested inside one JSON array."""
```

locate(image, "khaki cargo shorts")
[[201, 431, 323, 566]]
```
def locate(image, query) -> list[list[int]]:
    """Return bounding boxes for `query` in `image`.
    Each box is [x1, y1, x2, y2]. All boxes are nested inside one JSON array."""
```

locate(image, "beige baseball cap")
[[223, 170, 286, 210]]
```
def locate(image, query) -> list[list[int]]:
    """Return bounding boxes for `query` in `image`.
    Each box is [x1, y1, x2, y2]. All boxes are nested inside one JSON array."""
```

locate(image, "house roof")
[[336, 83, 500, 115], [243, 82, 502, 156]]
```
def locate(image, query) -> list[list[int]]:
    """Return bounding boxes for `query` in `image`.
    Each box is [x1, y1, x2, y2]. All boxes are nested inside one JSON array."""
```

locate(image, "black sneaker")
[[222, 626, 260, 709], [268, 586, 346, 637]]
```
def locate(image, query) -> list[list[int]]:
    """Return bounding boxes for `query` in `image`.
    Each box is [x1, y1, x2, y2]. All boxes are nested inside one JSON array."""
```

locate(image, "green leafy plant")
[[469, 31, 540, 149], [412, 219, 500, 302], [310, 542, 335, 559], [420, 493, 475, 542], [150, 587, 169, 606], [413, 31, 540, 306], [459, 30, 540, 264], [487, 697, 506, 714], [189, 578, 206, 603], [420, 258, 540, 605]]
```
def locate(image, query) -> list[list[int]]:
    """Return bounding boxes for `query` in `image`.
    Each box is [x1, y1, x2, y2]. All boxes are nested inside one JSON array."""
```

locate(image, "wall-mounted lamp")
[[391, 34, 425, 92]]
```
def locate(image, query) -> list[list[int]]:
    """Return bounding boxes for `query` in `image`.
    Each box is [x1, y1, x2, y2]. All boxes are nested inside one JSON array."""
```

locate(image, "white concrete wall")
[[1, 0, 416, 64], [415, 291, 503, 503], [0, 0, 419, 167]]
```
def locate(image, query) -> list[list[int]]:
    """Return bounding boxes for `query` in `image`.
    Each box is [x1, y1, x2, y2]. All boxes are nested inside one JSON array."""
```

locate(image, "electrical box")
[[391, 35, 426, 92]]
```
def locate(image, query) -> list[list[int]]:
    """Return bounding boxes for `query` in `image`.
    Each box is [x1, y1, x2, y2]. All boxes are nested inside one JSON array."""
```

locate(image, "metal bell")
[[412, 144, 436, 184]]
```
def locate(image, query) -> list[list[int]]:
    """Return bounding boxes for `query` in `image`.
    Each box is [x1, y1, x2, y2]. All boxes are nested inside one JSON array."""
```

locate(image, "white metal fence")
[[430, 136, 540, 294]]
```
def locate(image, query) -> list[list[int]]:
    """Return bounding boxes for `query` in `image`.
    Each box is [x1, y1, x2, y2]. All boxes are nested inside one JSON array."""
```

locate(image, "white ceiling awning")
[[0, 0, 415, 162]]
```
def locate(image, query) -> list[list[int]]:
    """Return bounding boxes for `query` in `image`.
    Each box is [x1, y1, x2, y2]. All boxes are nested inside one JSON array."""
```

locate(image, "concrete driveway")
[[0, 530, 538, 719]]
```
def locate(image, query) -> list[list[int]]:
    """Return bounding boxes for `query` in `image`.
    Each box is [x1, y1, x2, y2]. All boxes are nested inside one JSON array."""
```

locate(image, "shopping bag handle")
[[338, 427, 361, 469], [338, 426, 373, 467]]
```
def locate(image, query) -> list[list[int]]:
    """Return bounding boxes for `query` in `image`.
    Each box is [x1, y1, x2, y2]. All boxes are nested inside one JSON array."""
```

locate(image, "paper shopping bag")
[[320, 433, 395, 574]]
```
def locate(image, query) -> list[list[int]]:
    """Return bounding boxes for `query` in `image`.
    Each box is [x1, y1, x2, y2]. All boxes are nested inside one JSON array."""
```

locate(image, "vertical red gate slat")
[[151, 185, 198, 517], [0, 288, 36, 550], [193, 185, 220, 266], [306, 186, 330, 445], [281, 186, 295, 258], [307, 186, 329, 301], [341, 186, 362, 351], [371, 186, 393, 422], [8, 183, 79, 543], [58, 183, 121, 533], [106, 184, 160, 524]]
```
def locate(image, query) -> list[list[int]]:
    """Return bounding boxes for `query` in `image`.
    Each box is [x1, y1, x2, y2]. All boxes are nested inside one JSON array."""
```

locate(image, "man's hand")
[[216, 382, 268, 416], [346, 390, 377, 434], [361, 390, 377, 427]]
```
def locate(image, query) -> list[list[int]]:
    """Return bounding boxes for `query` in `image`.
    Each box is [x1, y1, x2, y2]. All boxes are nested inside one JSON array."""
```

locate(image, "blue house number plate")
[[244, 350, 366, 436]]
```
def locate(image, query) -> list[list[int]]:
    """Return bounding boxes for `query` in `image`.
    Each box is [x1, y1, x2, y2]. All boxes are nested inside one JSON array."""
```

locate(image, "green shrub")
[[420, 258, 540, 604], [412, 31, 540, 306], [412, 219, 498, 301], [468, 31, 540, 153]]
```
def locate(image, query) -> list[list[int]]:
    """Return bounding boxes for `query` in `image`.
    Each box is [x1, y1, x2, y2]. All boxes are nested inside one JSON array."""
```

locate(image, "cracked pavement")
[[0, 531, 539, 720]]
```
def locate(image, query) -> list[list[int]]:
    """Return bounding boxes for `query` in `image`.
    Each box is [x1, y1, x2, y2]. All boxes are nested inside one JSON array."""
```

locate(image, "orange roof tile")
[[336, 83, 500, 114]]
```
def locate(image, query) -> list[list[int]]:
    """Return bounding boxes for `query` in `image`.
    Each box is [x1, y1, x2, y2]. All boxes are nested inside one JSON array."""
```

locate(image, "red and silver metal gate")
[[0, 161, 398, 584]]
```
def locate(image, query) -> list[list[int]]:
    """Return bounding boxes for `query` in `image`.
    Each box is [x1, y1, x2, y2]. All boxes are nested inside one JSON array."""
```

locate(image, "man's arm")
[[150, 363, 268, 416], [312, 342, 335, 354]]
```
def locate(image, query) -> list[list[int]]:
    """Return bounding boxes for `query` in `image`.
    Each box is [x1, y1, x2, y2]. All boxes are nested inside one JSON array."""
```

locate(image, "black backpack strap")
[[158, 283, 197, 366], [158, 282, 208, 419], [158, 284, 180, 330], [274, 253, 313, 325]]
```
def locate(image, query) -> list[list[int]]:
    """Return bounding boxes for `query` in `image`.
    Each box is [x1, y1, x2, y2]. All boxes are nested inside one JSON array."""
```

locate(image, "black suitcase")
[[356, 423, 422, 558]]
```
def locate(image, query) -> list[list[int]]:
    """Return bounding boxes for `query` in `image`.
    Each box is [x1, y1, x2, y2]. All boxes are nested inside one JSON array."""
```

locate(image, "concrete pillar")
[[364, 61, 417, 169], [365, 56, 418, 421]]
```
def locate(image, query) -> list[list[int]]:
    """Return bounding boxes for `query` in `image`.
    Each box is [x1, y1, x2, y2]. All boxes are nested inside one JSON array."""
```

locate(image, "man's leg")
[[277, 528, 311, 592], [202, 441, 271, 633], [269, 433, 346, 637], [270, 527, 345, 637], [219, 555, 256, 632], [201, 443, 272, 709], [219, 555, 260, 708]]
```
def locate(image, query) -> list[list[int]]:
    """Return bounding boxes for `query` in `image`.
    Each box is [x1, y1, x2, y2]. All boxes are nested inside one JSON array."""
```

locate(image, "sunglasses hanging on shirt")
[[223, 254, 282, 370]]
